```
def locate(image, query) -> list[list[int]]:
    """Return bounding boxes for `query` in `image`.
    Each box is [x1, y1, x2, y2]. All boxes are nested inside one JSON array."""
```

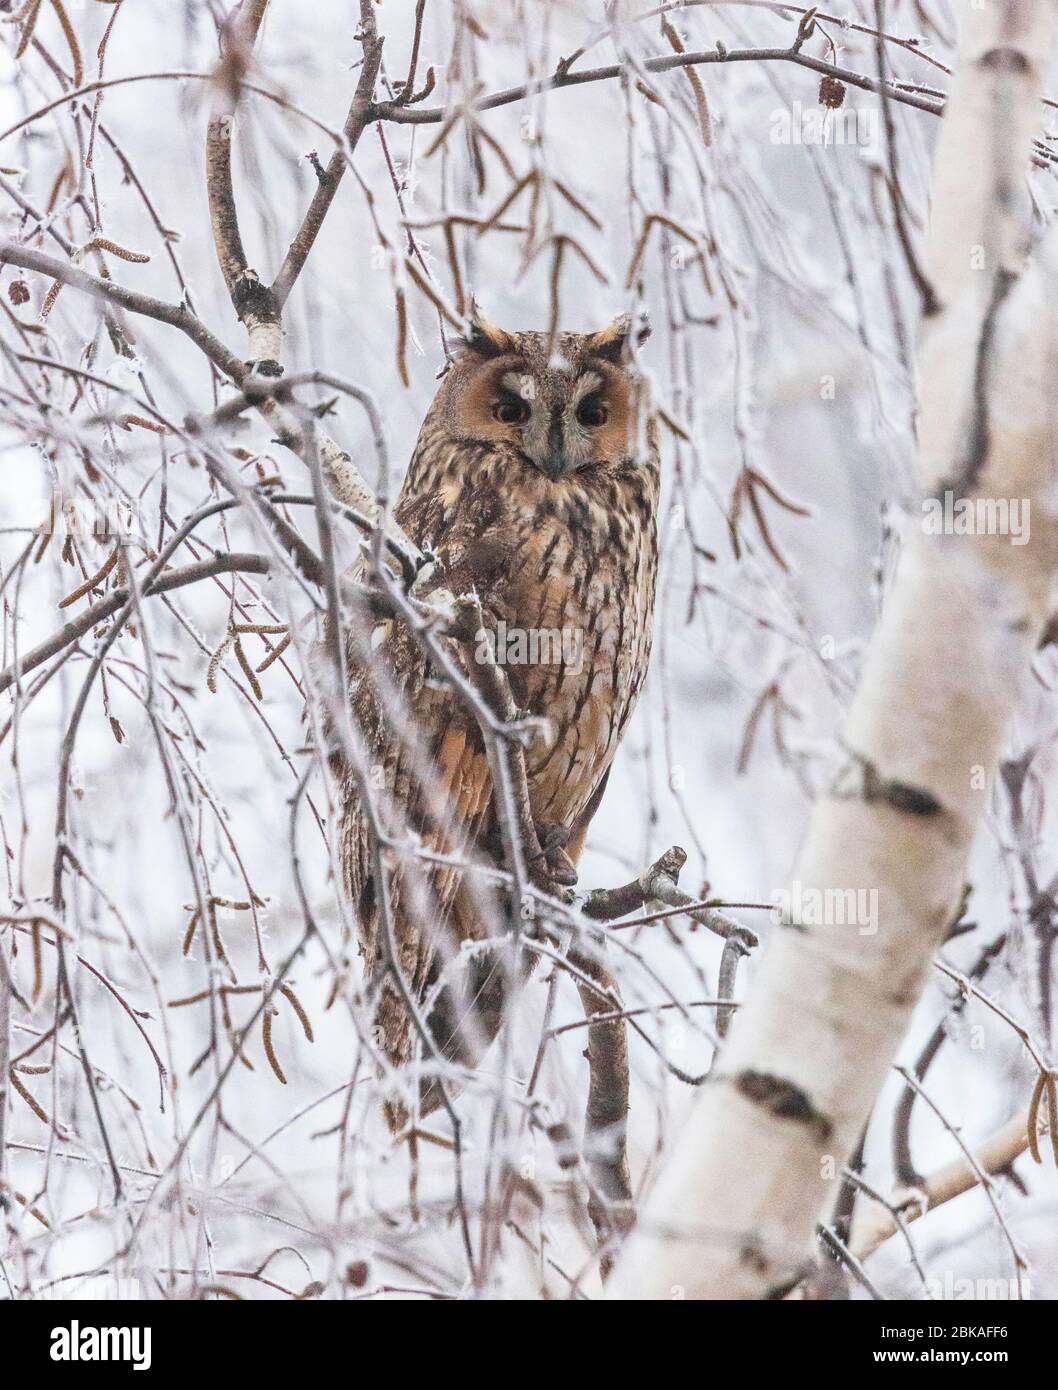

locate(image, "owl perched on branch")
[[338, 312, 660, 1119]]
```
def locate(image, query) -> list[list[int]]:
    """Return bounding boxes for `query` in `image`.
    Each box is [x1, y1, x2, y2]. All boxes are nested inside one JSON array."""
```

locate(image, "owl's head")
[[433, 311, 654, 480]]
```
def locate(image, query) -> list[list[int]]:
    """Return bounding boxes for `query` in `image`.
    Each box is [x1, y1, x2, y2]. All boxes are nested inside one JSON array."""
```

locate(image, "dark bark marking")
[[862, 763, 943, 817], [980, 47, 1031, 75], [735, 1070, 834, 1143], [932, 268, 1016, 497]]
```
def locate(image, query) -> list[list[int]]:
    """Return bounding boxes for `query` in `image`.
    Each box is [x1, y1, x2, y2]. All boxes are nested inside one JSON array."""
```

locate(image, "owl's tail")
[[357, 858, 534, 1130]]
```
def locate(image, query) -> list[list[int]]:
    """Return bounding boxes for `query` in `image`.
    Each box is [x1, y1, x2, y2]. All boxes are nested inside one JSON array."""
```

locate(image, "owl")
[[337, 312, 660, 1121]]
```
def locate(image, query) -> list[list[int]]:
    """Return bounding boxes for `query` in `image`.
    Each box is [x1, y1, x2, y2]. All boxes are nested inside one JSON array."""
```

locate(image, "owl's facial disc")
[[495, 369, 611, 480]]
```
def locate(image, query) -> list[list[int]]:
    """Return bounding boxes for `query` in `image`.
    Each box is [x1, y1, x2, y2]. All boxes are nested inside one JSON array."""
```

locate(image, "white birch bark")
[[608, 0, 1058, 1300]]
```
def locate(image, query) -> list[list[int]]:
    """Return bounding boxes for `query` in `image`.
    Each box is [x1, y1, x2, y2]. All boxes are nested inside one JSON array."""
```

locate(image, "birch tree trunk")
[[608, 0, 1058, 1300]]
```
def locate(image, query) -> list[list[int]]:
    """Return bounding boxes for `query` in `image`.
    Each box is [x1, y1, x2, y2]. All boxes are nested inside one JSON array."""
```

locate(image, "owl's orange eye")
[[576, 395, 608, 428], [493, 395, 531, 426]]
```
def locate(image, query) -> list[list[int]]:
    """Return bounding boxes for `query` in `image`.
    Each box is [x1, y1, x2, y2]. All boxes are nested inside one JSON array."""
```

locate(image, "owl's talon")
[[547, 845, 579, 887], [534, 822, 579, 887], [535, 821, 567, 850]]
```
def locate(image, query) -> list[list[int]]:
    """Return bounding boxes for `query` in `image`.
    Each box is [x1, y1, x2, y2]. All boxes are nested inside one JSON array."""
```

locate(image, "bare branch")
[[271, 4, 384, 308], [0, 237, 246, 380]]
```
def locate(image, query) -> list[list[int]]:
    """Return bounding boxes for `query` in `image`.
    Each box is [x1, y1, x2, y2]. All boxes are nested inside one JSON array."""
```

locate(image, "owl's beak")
[[541, 413, 568, 480]]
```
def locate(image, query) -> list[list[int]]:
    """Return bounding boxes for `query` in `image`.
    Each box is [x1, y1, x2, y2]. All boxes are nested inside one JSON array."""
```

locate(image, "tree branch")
[[271, 2, 384, 308], [576, 956, 635, 1276], [0, 238, 247, 381], [0, 553, 271, 697], [370, 44, 945, 126], [205, 0, 282, 370], [852, 1106, 1039, 1262]]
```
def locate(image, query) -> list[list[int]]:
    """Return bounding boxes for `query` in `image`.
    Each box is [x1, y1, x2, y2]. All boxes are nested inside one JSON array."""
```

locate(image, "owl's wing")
[[563, 766, 612, 866], [341, 614, 500, 1077]]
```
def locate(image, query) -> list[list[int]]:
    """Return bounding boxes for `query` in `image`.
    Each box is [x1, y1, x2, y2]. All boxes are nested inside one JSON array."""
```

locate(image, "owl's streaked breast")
[[397, 437, 660, 835]]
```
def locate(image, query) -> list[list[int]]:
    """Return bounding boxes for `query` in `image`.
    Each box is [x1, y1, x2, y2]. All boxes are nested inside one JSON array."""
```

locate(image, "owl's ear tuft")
[[461, 307, 515, 358], [586, 312, 651, 363]]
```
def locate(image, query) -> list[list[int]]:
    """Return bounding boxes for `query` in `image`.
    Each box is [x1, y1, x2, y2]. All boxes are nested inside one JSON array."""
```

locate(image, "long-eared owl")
[[337, 312, 660, 1120]]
